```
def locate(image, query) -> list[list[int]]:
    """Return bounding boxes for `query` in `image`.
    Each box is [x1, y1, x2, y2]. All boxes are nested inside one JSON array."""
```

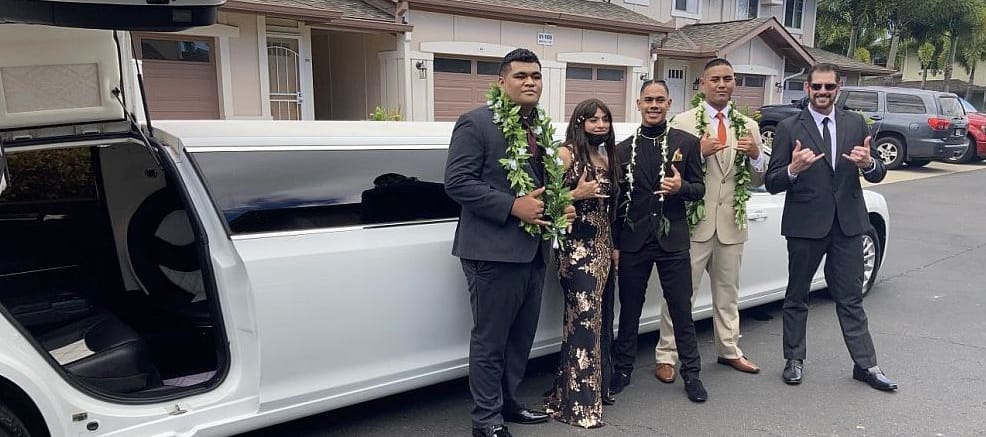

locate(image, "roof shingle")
[[419, 0, 667, 30], [804, 46, 896, 75]]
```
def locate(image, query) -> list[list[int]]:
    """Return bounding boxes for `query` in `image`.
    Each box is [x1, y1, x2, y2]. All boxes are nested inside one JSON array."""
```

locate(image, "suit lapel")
[[799, 109, 833, 171], [835, 109, 852, 170]]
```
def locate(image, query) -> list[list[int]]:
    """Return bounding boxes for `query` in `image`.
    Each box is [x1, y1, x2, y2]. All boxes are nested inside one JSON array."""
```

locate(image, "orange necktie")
[[715, 112, 727, 145]]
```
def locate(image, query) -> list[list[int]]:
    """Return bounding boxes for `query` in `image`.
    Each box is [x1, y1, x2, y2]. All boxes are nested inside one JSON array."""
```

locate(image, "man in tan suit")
[[654, 58, 766, 382]]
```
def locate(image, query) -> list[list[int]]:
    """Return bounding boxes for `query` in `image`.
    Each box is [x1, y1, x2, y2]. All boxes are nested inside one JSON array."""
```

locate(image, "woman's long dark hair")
[[565, 99, 620, 198]]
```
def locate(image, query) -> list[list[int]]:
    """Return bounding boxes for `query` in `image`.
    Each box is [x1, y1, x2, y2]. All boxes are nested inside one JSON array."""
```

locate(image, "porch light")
[[415, 61, 427, 79], [692, 78, 700, 90]]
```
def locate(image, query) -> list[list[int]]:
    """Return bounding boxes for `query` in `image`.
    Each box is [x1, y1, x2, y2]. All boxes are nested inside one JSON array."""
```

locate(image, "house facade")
[[896, 54, 986, 109], [132, 0, 895, 123]]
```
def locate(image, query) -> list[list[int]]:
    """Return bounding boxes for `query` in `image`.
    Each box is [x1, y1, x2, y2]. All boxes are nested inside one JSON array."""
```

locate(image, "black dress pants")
[[613, 240, 701, 379], [783, 219, 877, 369], [461, 251, 545, 429]]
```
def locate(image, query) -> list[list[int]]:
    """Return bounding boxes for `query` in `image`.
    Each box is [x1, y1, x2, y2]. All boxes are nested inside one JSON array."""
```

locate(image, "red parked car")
[[950, 97, 986, 163]]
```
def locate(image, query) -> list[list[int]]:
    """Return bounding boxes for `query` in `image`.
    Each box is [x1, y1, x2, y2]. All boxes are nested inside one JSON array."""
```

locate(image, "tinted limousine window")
[[190, 148, 460, 235]]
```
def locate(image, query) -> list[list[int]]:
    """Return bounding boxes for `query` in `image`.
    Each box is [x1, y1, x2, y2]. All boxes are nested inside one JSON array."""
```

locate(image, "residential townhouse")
[[132, 0, 894, 124], [895, 54, 986, 109]]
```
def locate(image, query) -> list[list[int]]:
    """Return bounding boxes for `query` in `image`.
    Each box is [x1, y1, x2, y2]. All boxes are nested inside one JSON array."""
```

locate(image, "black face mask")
[[586, 133, 609, 146]]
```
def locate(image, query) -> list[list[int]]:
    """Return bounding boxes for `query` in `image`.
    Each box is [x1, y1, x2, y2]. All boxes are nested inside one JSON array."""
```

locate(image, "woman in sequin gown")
[[544, 99, 620, 429]]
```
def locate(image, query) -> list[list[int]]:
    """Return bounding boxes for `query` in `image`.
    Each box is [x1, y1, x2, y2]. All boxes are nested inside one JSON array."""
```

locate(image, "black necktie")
[[822, 117, 833, 169]]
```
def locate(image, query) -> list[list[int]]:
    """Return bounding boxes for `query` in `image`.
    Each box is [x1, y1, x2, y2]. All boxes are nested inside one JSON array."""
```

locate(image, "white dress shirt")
[[703, 101, 765, 171], [787, 106, 876, 179]]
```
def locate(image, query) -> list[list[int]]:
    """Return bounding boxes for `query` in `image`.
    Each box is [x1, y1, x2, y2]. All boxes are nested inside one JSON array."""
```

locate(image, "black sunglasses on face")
[[810, 83, 838, 91]]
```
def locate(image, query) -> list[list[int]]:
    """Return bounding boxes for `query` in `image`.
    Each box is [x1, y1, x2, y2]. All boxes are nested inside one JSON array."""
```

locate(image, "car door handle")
[[869, 115, 883, 121], [747, 210, 768, 221]]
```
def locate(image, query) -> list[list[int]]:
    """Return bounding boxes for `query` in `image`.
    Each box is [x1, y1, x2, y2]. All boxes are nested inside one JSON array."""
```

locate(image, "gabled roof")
[[654, 17, 814, 67], [223, 0, 411, 32], [408, 0, 672, 35], [803, 46, 896, 76]]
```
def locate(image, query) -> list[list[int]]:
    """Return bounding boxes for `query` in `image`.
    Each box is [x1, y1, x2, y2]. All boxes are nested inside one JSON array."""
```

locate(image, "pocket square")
[[672, 148, 684, 162]]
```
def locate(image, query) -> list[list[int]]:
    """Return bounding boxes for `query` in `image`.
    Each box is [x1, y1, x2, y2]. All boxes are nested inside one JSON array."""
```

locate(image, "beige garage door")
[[565, 65, 627, 122], [135, 34, 220, 120], [733, 74, 766, 111], [434, 57, 500, 122]]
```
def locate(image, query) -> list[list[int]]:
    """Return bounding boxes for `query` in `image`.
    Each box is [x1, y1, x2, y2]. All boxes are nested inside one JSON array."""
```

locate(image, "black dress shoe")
[[602, 390, 616, 406], [610, 370, 632, 395], [472, 424, 512, 437], [783, 359, 804, 385], [853, 365, 898, 391], [502, 408, 549, 425], [683, 378, 708, 402]]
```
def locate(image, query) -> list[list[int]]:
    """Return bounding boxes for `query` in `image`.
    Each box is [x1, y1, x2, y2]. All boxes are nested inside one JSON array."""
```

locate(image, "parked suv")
[[758, 86, 970, 169]]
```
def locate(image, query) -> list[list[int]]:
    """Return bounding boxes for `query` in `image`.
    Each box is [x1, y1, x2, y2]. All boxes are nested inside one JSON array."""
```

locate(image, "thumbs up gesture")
[[656, 165, 682, 195]]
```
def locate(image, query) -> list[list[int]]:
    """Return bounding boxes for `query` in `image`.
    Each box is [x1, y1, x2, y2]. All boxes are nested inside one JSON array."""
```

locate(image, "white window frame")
[[783, 0, 805, 32], [671, 0, 701, 19], [736, 0, 759, 19]]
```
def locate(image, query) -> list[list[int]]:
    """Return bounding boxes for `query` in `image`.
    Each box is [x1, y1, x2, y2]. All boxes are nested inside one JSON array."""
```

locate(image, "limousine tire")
[[862, 226, 882, 296], [0, 402, 30, 437]]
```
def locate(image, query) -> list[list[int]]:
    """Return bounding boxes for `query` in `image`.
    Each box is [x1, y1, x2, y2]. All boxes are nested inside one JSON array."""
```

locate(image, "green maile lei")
[[624, 117, 674, 238], [486, 84, 572, 249], [685, 94, 753, 231]]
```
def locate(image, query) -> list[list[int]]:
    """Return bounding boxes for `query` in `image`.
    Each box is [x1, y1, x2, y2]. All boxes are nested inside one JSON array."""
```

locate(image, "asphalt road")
[[241, 163, 986, 437]]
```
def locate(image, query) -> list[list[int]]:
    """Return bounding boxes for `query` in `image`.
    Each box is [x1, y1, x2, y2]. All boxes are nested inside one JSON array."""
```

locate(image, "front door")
[[665, 65, 687, 114], [267, 36, 303, 120]]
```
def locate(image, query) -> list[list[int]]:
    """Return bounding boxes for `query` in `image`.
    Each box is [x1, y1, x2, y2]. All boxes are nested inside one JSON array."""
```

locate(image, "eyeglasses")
[[810, 83, 839, 91]]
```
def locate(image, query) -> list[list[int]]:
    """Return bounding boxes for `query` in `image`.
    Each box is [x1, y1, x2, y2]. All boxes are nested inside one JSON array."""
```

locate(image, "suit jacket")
[[444, 106, 544, 263], [670, 106, 766, 245], [764, 108, 886, 239], [613, 127, 705, 253]]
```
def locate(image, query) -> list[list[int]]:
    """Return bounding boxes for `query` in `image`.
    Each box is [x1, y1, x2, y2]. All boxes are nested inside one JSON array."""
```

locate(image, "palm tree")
[[924, 0, 983, 92], [957, 16, 986, 100]]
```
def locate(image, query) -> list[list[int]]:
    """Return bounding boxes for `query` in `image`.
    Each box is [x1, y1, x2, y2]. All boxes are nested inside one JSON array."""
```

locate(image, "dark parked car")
[[757, 97, 806, 152], [758, 86, 970, 169]]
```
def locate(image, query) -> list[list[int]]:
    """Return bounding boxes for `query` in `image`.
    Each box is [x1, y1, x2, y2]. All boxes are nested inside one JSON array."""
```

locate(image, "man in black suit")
[[765, 63, 897, 391], [610, 80, 708, 402], [445, 48, 575, 437]]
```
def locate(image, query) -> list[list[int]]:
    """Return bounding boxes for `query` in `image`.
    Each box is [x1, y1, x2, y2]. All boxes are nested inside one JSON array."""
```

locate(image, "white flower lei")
[[687, 98, 753, 231], [624, 119, 673, 237], [486, 85, 572, 248]]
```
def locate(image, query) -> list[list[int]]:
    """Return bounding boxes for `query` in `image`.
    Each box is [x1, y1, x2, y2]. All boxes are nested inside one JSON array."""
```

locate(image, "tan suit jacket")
[[670, 106, 765, 245]]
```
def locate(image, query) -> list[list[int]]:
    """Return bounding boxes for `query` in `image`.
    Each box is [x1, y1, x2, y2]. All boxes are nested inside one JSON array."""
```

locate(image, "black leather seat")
[[38, 312, 159, 393]]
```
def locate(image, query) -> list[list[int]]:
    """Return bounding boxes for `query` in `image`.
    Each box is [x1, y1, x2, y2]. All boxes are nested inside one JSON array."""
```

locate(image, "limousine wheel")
[[760, 125, 775, 156], [0, 401, 30, 437], [862, 227, 881, 296]]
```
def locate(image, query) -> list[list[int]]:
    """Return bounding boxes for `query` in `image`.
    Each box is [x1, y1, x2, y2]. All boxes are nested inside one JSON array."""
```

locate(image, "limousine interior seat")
[[38, 312, 160, 393]]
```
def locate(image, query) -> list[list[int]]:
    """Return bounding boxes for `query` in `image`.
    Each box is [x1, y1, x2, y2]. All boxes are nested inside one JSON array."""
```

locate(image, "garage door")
[[733, 74, 766, 111], [135, 34, 220, 120], [565, 65, 627, 122], [433, 57, 500, 122]]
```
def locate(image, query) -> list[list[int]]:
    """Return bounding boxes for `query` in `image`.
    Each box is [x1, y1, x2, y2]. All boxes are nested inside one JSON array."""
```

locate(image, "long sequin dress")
[[544, 156, 614, 429]]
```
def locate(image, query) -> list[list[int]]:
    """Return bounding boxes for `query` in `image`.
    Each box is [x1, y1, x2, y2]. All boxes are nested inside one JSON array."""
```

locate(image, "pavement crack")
[[873, 331, 986, 351], [607, 422, 673, 436], [879, 241, 986, 284]]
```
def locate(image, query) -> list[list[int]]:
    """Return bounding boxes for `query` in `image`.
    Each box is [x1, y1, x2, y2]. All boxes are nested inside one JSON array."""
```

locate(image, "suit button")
[[721, 179, 727, 184], [650, 212, 657, 216]]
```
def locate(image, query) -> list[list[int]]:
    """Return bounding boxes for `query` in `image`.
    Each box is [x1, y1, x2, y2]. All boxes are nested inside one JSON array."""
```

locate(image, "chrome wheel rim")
[[876, 142, 898, 165], [761, 130, 775, 154], [862, 234, 877, 293]]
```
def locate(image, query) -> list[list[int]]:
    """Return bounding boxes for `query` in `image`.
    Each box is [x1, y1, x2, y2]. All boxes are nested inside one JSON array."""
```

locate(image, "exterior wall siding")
[[220, 12, 263, 118], [405, 10, 650, 122]]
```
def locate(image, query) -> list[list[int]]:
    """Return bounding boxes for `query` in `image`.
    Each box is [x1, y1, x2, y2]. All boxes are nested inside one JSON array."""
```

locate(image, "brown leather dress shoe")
[[717, 356, 761, 373], [655, 363, 676, 383]]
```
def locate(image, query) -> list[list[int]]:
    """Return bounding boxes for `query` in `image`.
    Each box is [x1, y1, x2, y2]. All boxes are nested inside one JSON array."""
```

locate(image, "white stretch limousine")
[[0, 8, 890, 437]]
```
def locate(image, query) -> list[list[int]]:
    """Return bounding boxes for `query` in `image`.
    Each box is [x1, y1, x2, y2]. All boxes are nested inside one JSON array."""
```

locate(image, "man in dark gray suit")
[[765, 63, 897, 391], [445, 48, 575, 437]]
